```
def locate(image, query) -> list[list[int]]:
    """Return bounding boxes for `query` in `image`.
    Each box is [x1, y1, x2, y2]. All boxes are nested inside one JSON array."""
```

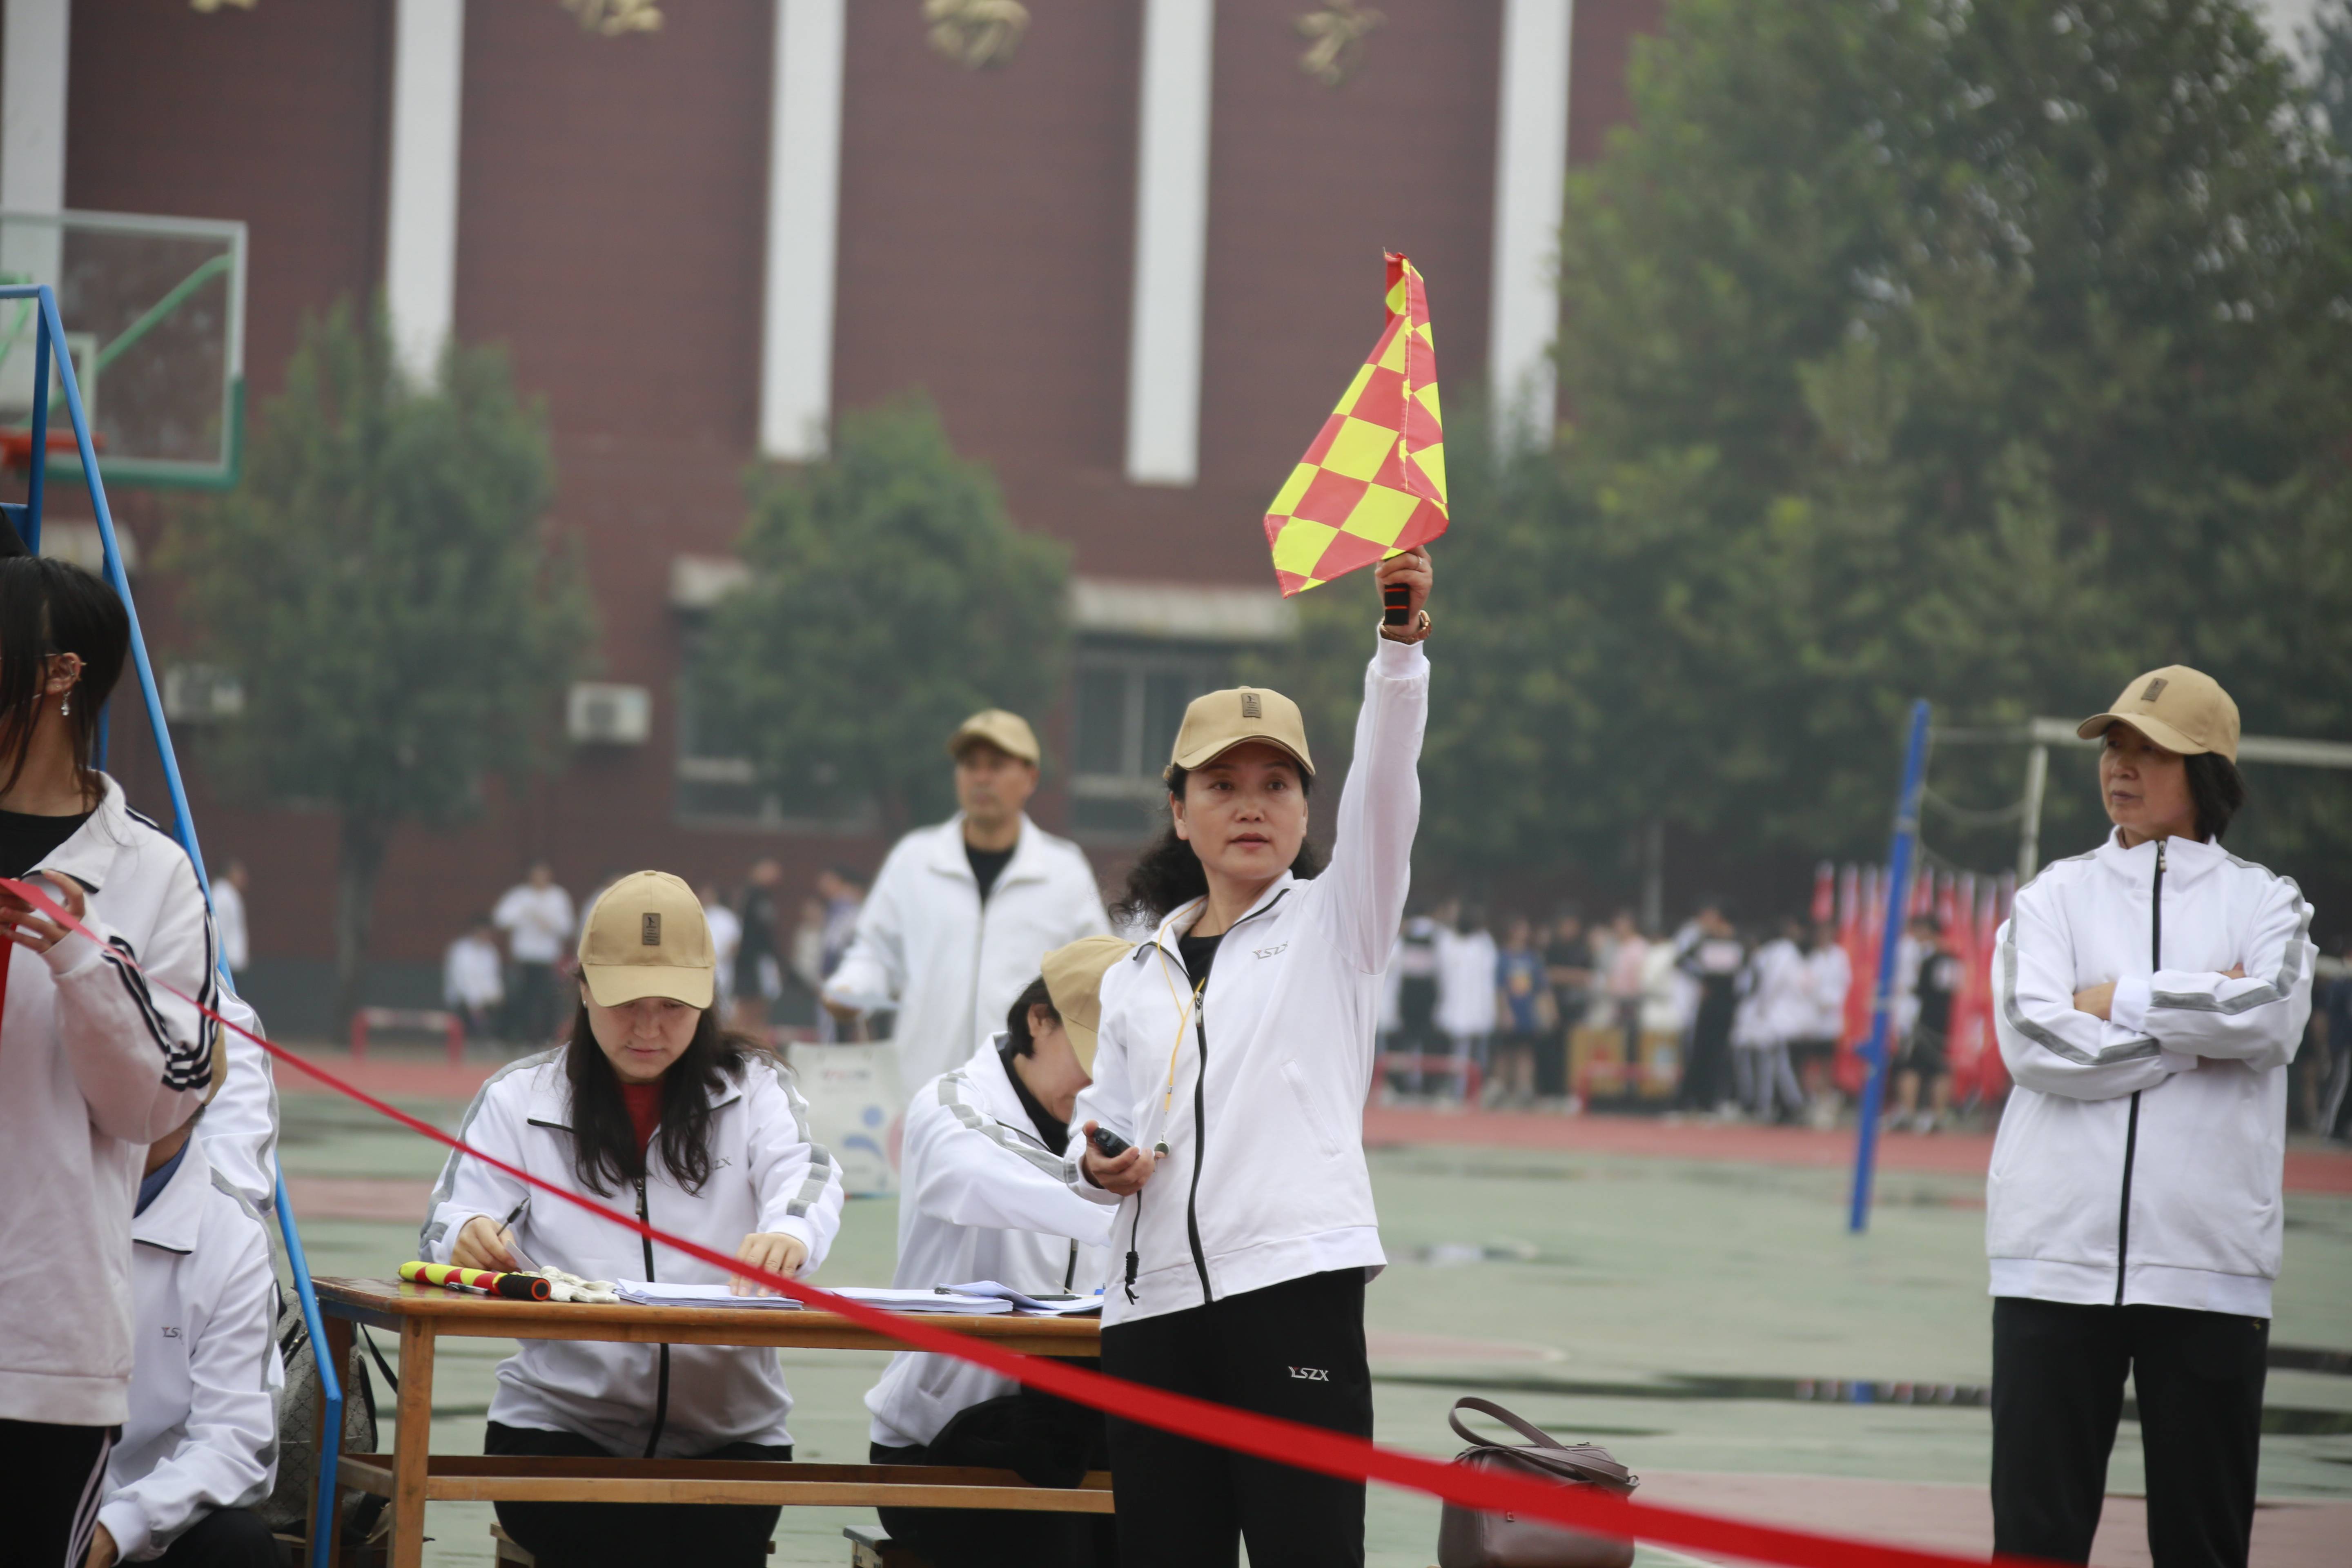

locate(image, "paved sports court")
[[276, 1055, 2352, 1567]]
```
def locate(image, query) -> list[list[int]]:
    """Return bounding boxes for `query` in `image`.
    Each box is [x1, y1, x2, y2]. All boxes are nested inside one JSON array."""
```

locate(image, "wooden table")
[[310, 1277, 1109, 1568]]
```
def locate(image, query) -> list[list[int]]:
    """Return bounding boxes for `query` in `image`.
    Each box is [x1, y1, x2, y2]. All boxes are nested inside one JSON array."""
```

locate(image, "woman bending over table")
[[421, 870, 845, 1568]]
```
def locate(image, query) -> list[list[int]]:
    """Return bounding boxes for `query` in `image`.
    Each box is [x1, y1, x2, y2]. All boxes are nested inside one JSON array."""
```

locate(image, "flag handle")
[[1383, 582, 1410, 627]]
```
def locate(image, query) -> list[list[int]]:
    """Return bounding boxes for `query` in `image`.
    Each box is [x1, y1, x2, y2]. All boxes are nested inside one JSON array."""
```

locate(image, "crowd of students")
[[1379, 900, 1862, 1122]]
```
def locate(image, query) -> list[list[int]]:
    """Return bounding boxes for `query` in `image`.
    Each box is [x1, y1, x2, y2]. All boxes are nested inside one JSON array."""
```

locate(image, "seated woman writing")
[[420, 870, 845, 1568]]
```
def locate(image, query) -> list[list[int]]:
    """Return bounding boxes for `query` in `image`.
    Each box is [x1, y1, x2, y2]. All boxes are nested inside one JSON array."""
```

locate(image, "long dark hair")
[[562, 1002, 753, 1196], [0, 557, 129, 804], [2185, 753, 2247, 843], [1114, 762, 1325, 926]]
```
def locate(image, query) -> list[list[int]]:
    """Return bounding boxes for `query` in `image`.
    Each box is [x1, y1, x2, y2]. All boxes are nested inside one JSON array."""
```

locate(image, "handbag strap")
[[1449, 1395, 1568, 1452]]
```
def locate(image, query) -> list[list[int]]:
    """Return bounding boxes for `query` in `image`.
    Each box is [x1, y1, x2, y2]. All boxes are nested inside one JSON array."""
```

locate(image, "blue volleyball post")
[[5, 285, 343, 1566], [1849, 699, 1931, 1234]]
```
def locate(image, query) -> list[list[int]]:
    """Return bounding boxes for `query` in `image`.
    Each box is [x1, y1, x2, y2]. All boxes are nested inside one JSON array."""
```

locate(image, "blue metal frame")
[[276, 1169, 345, 1562], [1848, 699, 1933, 1233], [4, 285, 345, 1567]]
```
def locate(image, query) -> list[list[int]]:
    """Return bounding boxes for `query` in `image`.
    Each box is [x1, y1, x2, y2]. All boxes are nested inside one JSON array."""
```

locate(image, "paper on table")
[[615, 1281, 804, 1310], [946, 1281, 1106, 1316], [824, 1286, 1016, 1315]]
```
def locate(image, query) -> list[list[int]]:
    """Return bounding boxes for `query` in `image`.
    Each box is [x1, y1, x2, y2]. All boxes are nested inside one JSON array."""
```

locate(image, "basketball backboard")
[[0, 209, 246, 487]]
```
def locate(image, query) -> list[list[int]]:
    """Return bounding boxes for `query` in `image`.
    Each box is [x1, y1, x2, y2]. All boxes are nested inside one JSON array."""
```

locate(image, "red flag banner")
[[1262, 253, 1449, 595]]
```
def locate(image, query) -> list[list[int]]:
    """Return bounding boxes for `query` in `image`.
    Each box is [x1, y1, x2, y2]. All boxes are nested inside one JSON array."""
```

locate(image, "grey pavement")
[[273, 1093, 2352, 1567]]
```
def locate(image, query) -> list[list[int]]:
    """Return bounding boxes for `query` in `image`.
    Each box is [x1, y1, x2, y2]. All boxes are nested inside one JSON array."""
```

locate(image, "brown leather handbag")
[[1435, 1397, 1640, 1568]]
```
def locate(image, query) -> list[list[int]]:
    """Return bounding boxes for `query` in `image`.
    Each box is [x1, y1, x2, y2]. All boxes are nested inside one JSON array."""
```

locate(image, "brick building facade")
[[21, 0, 1659, 1027]]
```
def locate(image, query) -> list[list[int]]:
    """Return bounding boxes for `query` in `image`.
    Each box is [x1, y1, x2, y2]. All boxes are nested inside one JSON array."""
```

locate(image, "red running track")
[[276, 1049, 2352, 1195]]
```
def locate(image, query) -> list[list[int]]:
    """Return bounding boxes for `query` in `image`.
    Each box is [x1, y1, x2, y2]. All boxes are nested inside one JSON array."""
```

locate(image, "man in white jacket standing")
[[824, 710, 1110, 1094], [1987, 666, 2314, 1568], [89, 1108, 282, 1568]]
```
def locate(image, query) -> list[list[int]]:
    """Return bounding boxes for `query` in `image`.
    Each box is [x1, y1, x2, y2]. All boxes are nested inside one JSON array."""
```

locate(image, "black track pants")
[[1991, 1297, 2267, 1568], [0, 1418, 116, 1568], [151, 1508, 279, 1568], [1099, 1268, 1373, 1568], [485, 1421, 789, 1568]]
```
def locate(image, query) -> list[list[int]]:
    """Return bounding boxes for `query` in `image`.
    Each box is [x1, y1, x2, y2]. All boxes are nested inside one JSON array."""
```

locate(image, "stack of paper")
[[610, 1282, 1089, 1316], [614, 1281, 803, 1310], [825, 1286, 1016, 1315], [946, 1281, 1106, 1316]]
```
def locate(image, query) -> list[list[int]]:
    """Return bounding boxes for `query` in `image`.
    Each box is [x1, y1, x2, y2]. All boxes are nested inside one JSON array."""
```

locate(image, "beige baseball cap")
[[2077, 666, 2240, 763], [577, 871, 716, 1009], [1039, 935, 1132, 1072], [947, 708, 1041, 766], [1165, 686, 1315, 780]]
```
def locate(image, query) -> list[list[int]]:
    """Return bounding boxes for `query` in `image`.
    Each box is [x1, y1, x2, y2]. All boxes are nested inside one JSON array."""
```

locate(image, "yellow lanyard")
[[1151, 941, 1209, 1157]]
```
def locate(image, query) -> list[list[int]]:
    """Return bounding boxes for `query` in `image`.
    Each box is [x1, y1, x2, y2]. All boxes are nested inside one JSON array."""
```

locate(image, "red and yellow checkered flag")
[[1262, 253, 1448, 596]]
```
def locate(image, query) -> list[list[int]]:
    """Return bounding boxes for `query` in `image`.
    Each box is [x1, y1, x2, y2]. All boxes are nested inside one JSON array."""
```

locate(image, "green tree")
[[1274, 0, 2352, 896], [697, 398, 1071, 833], [172, 300, 594, 1025]]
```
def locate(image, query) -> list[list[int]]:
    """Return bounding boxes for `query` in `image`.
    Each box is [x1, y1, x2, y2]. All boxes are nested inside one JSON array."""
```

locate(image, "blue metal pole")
[[24, 301, 48, 551], [1848, 698, 1932, 1234], [276, 1171, 345, 1568]]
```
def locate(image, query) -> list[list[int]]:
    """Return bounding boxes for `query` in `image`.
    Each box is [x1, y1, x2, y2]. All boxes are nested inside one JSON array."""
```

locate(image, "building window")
[[1069, 639, 1230, 838], [672, 629, 871, 832]]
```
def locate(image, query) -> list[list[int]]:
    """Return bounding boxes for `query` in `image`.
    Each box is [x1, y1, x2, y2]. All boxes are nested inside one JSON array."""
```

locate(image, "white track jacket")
[[421, 1049, 846, 1453], [866, 1038, 1114, 1448], [0, 777, 218, 1428], [202, 990, 280, 1213], [1988, 831, 2314, 1316], [1068, 637, 1426, 1327], [824, 815, 1110, 1093], [99, 1137, 283, 1561]]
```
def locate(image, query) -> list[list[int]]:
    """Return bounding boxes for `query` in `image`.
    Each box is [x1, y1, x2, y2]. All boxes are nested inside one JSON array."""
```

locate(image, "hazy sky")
[[2252, 0, 2325, 59]]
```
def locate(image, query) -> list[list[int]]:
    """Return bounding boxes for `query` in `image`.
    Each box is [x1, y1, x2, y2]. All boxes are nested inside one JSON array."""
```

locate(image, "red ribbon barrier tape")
[[2, 876, 2037, 1568]]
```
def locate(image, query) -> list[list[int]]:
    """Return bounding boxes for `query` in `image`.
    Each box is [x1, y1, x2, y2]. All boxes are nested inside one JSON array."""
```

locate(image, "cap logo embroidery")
[[1241, 692, 1262, 719], [2141, 677, 2169, 702], [641, 913, 662, 946]]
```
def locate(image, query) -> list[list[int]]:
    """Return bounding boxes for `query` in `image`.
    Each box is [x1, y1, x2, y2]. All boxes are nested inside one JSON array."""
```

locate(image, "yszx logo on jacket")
[[1289, 1365, 1330, 1381]]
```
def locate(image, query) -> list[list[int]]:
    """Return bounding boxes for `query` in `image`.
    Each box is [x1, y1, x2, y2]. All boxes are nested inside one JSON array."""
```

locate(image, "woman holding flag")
[[1069, 545, 1431, 1568]]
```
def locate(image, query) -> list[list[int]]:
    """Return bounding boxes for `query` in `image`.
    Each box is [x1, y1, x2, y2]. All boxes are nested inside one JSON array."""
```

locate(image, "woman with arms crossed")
[[1988, 667, 2314, 1568], [1068, 546, 1432, 1568], [422, 871, 844, 1568]]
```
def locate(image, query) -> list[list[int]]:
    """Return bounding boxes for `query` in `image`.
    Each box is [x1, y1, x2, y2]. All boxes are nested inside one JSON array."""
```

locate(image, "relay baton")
[[401, 1260, 552, 1301]]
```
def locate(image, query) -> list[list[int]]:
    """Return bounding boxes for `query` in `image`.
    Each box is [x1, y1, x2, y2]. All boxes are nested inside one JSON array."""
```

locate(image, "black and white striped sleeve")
[[51, 854, 217, 1143]]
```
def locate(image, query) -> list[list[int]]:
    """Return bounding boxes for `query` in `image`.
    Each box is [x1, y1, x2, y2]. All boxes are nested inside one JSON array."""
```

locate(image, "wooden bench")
[[844, 1524, 929, 1568], [336, 1452, 1113, 1510], [494, 1517, 938, 1567], [310, 1277, 1107, 1568]]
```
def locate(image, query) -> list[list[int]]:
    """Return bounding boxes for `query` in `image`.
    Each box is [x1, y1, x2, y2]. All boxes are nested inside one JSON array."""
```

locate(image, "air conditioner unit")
[[163, 663, 245, 723], [567, 682, 653, 745]]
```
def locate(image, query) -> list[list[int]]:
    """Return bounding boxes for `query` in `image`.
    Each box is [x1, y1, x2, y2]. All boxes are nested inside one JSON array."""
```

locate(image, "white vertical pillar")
[[759, 0, 846, 461], [2, 0, 70, 328], [2, 0, 70, 215], [1488, 0, 1572, 448], [385, 0, 466, 384], [1124, 0, 1215, 487]]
